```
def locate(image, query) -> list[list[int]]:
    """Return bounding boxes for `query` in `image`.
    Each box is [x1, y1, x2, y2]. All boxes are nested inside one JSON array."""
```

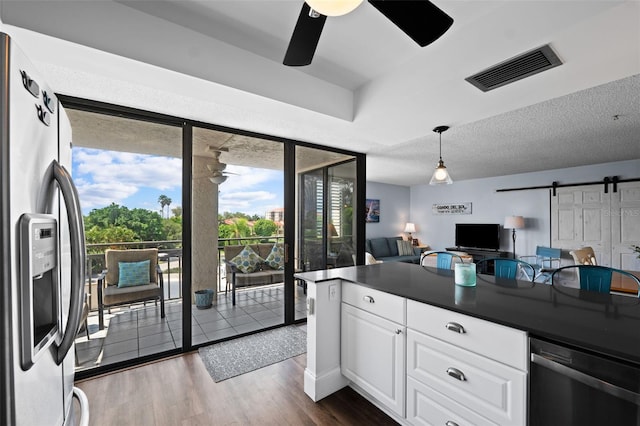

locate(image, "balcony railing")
[[84, 236, 284, 312]]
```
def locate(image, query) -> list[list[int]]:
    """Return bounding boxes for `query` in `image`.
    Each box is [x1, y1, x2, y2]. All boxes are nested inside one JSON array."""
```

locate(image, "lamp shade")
[[404, 223, 416, 233], [429, 160, 453, 185], [306, 0, 363, 16], [504, 216, 525, 229]]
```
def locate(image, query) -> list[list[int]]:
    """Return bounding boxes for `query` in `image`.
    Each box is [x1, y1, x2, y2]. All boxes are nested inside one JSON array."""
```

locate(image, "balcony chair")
[[97, 248, 165, 330], [519, 246, 562, 283], [421, 251, 463, 269], [551, 265, 640, 295], [475, 258, 535, 281], [569, 246, 598, 266]]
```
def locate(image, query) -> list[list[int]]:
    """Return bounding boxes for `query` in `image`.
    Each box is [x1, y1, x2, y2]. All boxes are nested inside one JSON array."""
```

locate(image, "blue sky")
[[72, 148, 283, 217]]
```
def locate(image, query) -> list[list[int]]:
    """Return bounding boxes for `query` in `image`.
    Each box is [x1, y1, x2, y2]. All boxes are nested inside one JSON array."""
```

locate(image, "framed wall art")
[[365, 199, 380, 223]]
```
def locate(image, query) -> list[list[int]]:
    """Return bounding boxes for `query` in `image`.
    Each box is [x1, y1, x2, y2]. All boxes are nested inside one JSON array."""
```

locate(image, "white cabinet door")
[[341, 302, 405, 417]]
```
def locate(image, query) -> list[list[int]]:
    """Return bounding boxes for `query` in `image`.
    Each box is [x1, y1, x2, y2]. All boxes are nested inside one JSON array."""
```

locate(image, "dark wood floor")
[[75, 352, 398, 425]]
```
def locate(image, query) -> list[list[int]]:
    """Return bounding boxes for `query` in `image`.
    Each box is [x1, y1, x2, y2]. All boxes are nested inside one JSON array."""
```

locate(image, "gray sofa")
[[365, 237, 422, 263]]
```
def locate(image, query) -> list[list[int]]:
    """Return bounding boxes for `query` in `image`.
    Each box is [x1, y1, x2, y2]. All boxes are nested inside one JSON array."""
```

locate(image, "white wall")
[[366, 181, 410, 240], [410, 159, 640, 258]]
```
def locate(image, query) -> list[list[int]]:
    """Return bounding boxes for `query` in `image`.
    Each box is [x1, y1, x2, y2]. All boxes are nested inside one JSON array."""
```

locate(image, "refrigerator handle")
[[38, 160, 86, 364], [72, 387, 90, 426]]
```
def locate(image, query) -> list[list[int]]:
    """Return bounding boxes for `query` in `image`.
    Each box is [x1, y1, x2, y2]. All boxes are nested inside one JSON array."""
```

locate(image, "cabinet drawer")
[[342, 282, 405, 324], [407, 300, 527, 370], [407, 330, 526, 426], [407, 377, 498, 426]]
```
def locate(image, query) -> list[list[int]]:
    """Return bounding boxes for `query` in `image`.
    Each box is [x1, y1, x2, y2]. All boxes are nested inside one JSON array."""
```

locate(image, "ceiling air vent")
[[465, 44, 562, 92]]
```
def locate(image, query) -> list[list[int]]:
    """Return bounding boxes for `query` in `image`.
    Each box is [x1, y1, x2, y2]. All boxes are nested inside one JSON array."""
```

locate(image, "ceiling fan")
[[206, 146, 238, 184], [283, 0, 454, 66]]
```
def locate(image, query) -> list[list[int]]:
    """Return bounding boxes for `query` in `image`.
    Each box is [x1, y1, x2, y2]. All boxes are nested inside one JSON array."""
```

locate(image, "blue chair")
[[520, 246, 561, 283], [475, 258, 535, 281], [551, 265, 640, 295], [421, 251, 463, 269]]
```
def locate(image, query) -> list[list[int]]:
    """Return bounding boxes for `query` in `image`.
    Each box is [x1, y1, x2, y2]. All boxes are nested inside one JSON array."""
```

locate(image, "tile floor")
[[75, 283, 307, 371]]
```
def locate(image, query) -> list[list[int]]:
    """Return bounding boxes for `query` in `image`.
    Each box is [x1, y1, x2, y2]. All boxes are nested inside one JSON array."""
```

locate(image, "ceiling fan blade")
[[283, 3, 327, 66], [368, 0, 453, 47]]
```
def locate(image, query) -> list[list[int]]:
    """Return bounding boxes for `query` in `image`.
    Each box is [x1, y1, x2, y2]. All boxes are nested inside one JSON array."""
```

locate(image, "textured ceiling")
[[68, 109, 354, 174], [2, 0, 639, 185]]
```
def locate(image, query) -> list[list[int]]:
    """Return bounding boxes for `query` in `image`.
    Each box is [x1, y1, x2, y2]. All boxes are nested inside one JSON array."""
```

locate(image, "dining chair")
[[551, 265, 640, 295], [475, 258, 535, 281], [519, 246, 562, 283], [420, 251, 463, 269], [569, 246, 598, 266]]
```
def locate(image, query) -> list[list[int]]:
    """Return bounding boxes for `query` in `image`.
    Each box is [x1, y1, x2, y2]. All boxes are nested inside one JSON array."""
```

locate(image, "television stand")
[[446, 247, 511, 274]]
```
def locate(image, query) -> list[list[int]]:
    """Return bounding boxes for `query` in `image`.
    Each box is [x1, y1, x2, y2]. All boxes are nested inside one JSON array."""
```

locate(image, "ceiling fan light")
[[209, 175, 228, 184], [305, 0, 363, 16], [430, 160, 453, 185]]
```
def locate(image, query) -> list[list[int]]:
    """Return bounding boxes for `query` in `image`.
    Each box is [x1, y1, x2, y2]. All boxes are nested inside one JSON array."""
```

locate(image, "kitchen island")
[[295, 262, 640, 425]]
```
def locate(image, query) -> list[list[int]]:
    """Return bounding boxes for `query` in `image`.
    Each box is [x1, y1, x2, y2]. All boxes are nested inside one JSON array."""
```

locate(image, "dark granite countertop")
[[295, 262, 640, 366]]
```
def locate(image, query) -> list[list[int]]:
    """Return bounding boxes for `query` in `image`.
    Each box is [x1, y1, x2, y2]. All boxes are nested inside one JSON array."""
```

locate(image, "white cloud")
[[73, 148, 181, 209], [75, 149, 181, 190], [73, 148, 283, 216]]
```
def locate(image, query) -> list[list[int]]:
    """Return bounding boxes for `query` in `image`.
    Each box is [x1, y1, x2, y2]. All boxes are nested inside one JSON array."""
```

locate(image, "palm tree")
[[158, 194, 172, 218]]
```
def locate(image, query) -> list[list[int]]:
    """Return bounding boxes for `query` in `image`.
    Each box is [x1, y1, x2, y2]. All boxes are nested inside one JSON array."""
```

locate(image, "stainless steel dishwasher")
[[530, 337, 640, 425]]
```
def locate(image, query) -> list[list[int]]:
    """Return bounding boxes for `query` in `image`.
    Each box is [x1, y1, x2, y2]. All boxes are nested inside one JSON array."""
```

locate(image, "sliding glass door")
[[295, 147, 358, 320], [190, 126, 286, 345], [61, 95, 365, 380]]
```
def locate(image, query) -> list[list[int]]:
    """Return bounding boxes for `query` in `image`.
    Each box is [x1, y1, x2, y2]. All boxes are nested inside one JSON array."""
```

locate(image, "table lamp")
[[404, 222, 416, 242], [504, 216, 525, 258]]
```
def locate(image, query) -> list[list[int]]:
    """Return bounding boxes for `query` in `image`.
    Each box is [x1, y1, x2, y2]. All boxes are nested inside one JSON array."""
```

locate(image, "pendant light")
[[429, 125, 453, 185]]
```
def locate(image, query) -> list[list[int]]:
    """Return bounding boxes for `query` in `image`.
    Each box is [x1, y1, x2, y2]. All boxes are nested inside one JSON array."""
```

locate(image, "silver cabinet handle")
[[395, 329, 402, 334], [445, 422, 459, 426], [445, 322, 465, 334], [446, 367, 466, 381], [363, 295, 375, 303]]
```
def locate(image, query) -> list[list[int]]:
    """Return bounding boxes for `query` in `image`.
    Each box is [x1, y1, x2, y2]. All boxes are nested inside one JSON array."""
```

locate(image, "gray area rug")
[[198, 325, 307, 382]]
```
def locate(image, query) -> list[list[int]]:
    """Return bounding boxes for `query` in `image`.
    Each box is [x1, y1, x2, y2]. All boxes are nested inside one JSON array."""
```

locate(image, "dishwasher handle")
[[531, 353, 640, 406]]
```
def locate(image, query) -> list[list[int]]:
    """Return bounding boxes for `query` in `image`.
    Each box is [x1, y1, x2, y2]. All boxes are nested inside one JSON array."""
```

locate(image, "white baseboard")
[[304, 367, 348, 402]]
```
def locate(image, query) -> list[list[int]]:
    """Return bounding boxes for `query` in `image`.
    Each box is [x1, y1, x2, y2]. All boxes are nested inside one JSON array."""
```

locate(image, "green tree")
[[171, 206, 182, 217], [158, 194, 172, 218], [85, 225, 138, 246], [163, 218, 182, 242], [233, 218, 252, 238], [84, 204, 166, 242], [254, 219, 277, 237], [218, 223, 236, 243]]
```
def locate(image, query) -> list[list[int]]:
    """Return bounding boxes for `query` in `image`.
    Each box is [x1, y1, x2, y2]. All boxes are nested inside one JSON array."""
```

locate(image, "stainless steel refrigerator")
[[1, 32, 89, 425]]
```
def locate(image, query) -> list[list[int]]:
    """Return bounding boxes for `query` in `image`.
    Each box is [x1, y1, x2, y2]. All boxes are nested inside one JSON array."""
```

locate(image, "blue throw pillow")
[[118, 260, 150, 288], [229, 246, 264, 274], [265, 244, 285, 270]]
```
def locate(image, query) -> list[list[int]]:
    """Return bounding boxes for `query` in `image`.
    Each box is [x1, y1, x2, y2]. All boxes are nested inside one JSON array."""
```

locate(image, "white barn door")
[[611, 182, 640, 270], [552, 182, 640, 268], [551, 185, 611, 266]]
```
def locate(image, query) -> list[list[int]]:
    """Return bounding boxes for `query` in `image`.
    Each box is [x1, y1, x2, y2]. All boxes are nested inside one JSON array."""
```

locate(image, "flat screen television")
[[455, 223, 501, 250]]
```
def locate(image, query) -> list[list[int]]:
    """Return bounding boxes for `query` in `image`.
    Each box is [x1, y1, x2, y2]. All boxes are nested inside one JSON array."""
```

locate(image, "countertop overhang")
[[295, 262, 640, 366]]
